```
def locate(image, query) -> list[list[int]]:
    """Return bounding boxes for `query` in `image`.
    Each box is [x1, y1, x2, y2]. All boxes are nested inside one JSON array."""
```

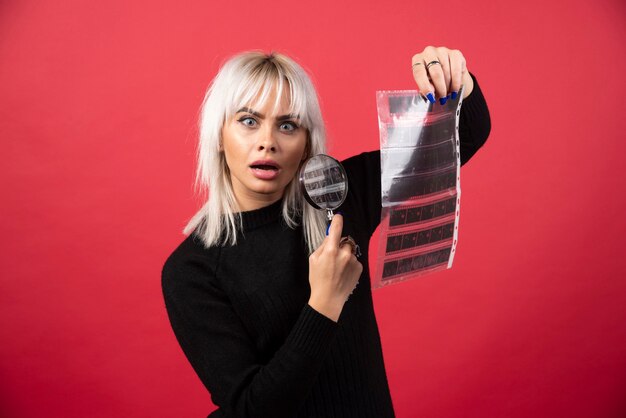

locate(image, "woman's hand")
[[308, 214, 363, 322], [411, 46, 474, 104]]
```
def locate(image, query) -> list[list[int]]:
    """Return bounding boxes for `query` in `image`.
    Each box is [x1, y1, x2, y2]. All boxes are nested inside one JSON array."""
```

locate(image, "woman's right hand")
[[307, 214, 363, 322]]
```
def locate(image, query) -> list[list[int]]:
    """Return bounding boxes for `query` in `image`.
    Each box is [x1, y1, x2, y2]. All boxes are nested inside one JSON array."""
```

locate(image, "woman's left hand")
[[411, 46, 475, 104]]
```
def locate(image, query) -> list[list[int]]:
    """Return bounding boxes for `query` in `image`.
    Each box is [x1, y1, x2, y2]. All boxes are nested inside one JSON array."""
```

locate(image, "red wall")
[[1, 1, 625, 417]]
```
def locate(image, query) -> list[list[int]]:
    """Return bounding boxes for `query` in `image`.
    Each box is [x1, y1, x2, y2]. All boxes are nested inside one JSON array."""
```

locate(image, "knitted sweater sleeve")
[[459, 73, 491, 165], [162, 248, 338, 418], [340, 73, 491, 236]]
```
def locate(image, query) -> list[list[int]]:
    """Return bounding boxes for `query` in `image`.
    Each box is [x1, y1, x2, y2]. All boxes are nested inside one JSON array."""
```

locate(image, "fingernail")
[[439, 96, 448, 105], [451, 91, 458, 100], [426, 93, 435, 104], [326, 223, 330, 236]]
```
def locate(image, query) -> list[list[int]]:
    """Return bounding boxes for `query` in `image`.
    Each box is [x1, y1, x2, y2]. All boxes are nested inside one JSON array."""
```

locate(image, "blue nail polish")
[[426, 93, 435, 104], [451, 91, 458, 100], [439, 96, 448, 105], [326, 223, 330, 236]]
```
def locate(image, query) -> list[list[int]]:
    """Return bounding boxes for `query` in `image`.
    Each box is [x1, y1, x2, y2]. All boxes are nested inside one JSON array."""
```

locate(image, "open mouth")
[[250, 164, 279, 171], [250, 162, 281, 180]]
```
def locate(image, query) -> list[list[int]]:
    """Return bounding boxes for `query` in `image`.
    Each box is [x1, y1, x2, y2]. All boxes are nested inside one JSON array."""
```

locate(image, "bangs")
[[224, 58, 310, 127]]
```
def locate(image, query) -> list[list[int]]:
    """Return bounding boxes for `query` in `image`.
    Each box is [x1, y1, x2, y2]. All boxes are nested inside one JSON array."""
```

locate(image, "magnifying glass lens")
[[299, 154, 349, 218]]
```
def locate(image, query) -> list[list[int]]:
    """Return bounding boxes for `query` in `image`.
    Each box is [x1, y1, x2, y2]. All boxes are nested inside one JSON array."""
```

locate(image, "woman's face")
[[221, 87, 308, 211]]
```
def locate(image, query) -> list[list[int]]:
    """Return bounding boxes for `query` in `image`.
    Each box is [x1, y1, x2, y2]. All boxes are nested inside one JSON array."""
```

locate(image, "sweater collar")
[[238, 199, 284, 230]]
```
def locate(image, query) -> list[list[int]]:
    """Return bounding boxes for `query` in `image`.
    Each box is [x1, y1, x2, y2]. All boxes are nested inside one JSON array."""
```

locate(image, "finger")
[[326, 213, 344, 247], [338, 244, 355, 262], [422, 48, 447, 99], [436, 47, 452, 96], [448, 49, 465, 97], [461, 69, 473, 98], [412, 54, 435, 103], [338, 237, 355, 256]]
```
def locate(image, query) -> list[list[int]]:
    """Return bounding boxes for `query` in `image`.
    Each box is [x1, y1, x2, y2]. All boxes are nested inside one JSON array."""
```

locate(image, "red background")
[[1, 0, 625, 417]]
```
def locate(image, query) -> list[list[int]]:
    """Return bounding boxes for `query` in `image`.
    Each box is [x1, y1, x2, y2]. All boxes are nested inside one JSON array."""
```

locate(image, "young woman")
[[162, 46, 491, 418]]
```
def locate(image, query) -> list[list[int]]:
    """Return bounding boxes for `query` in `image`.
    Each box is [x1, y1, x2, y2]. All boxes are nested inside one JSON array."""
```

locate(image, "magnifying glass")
[[298, 154, 349, 226]]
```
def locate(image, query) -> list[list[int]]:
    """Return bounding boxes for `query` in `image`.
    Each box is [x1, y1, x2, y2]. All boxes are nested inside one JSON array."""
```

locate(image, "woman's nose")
[[257, 127, 277, 152]]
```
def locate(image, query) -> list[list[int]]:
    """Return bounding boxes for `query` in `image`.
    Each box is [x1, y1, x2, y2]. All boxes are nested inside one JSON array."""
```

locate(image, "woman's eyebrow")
[[236, 107, 299, 120]]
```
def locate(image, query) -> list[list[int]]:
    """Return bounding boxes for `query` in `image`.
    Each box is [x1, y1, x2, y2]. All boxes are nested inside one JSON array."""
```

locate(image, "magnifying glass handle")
[[325, 210, 334, 235]]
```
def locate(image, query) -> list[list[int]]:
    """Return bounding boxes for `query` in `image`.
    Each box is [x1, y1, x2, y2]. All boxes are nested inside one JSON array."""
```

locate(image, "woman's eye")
[[239, 117, 257, 127], [280, 121, 298, 132]]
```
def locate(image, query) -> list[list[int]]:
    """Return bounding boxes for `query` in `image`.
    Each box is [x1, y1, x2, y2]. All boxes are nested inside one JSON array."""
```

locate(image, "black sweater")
[[162, 76, 491, 418]]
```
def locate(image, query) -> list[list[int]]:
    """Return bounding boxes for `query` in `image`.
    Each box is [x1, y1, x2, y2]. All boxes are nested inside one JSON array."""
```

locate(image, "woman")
[[162, 46, 491, 418]]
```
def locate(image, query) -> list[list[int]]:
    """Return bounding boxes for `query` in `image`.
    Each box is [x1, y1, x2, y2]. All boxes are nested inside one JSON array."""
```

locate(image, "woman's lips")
[[250, 167, 281, 180], [250, 160, 281, 180]]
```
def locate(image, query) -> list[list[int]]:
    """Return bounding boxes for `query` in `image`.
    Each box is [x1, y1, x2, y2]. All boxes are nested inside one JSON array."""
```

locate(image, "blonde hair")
[[183, 51, 328, 253]]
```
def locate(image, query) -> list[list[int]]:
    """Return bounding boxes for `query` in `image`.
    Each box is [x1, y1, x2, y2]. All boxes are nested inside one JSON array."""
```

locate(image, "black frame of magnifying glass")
[[298, 154, 349, 212]]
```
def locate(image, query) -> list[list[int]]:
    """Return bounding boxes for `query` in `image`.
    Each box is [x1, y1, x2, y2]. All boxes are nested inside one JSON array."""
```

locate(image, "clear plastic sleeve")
[[372, 87, 464, 289]]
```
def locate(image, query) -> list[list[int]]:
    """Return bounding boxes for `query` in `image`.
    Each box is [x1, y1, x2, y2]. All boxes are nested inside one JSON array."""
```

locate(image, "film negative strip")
[[302, 165, 344, 182], [382, 247, 452, 279], [389, 195, 457, 228], [381, 141, 456, 175], [301, 161, 347, 208], [386, 93, 460, 120], [385, 124, 454, 147], [310, 191, 344, 207], [383, 167, 457, 204], [385, 221, 455, 254], [387, 94, 425, 115]]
